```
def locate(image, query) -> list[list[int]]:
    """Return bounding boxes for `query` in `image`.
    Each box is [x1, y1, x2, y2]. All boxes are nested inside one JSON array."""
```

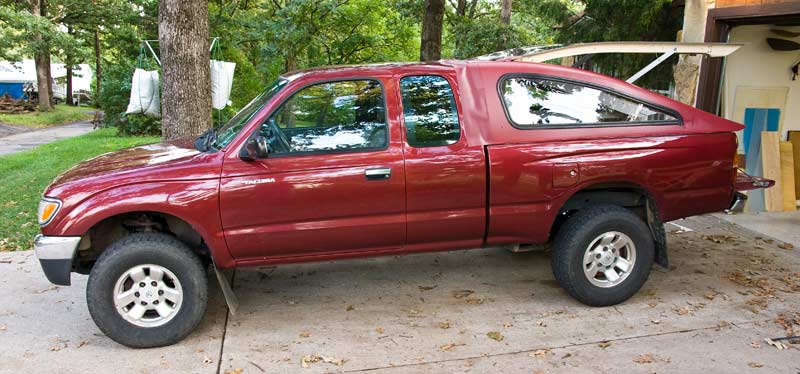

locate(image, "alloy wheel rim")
[[113, 264, 183, 328], [582, 231, 636, 288]]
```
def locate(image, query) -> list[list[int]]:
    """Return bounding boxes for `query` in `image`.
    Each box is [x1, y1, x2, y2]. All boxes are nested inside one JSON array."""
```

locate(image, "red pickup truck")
[[35, 59, 763, 348]]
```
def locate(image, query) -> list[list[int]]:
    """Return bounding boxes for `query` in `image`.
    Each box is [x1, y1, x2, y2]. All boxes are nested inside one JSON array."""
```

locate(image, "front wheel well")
[[73, 212, 209, 274], [551, 182, 668, 268]]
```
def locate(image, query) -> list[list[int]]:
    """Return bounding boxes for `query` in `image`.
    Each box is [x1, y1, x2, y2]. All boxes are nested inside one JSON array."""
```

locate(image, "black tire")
[[551, 205, 654, 306], [87, 233, 208, 348]]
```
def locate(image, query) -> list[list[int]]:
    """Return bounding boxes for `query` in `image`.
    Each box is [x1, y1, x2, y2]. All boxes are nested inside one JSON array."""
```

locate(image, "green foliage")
[[522, 0, 683, 91], [0, 128, 159, 251], [99, 60, 161, 136]]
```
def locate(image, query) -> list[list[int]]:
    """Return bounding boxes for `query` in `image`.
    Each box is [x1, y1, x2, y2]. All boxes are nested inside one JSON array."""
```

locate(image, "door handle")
[[365, 167, 391, 180]]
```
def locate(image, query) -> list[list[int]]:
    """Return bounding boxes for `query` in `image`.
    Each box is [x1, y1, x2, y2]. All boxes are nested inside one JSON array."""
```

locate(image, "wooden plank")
[[761, 131, 783, 212], [790, 131, 800, 199], [780, 141, 796, 211]]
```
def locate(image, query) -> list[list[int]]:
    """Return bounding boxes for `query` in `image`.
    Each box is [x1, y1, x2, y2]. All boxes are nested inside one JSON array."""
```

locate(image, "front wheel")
[[551, 205, 654, 306], [86, 233, 208, 348]]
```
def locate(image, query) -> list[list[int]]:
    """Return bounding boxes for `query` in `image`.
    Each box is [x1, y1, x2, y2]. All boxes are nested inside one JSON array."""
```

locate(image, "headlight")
[[37, 197, 62, 227]]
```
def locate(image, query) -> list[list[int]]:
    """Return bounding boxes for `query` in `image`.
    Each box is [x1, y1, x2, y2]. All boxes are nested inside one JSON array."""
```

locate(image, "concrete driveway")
[[0, 215, 798, 373], [0, 120, 95, 156]]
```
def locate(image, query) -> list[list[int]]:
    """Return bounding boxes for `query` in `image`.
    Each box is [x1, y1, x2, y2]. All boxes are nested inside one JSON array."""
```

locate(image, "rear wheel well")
[[551, 182, 668, 267], [73, 212, 210, 274]]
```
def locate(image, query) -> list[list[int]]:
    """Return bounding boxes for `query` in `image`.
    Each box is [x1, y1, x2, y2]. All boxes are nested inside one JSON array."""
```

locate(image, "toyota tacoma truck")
[[35, 58, 768, 348]]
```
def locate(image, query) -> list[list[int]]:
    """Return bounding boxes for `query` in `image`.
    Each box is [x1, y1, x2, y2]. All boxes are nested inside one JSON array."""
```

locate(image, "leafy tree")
[[523, 0, 683, 90], [0, 0, 83, 110]]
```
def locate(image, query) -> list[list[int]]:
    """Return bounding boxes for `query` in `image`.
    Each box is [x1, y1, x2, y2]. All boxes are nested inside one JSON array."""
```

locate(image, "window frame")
[[249, 77, 391, 159], [496, 73, 683, 130], [398, 73, 464, 148]]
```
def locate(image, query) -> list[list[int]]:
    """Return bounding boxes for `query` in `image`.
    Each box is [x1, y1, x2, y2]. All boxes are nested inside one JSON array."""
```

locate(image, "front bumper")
[[34, 234, 81, 286]]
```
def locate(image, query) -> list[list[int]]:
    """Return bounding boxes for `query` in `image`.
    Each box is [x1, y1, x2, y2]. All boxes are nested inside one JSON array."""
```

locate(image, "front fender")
[[42, 180, 235, 268]]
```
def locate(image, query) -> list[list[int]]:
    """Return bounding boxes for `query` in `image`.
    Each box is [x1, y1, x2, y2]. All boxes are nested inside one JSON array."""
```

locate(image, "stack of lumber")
[[759, 131, 799, 212], [0, 95, 36, 114]]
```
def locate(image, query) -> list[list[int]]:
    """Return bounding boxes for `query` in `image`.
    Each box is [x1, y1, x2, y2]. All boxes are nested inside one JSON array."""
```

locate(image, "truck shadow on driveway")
[[1, 215, 798, 373], [220, 215, 800, 373]]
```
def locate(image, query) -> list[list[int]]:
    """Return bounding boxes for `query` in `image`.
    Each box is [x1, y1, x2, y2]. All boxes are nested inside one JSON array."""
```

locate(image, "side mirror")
[[240, 135, 269, 160]]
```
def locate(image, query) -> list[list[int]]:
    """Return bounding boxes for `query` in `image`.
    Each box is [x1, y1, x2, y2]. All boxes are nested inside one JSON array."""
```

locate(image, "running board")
[[212, 263, 239, 315]]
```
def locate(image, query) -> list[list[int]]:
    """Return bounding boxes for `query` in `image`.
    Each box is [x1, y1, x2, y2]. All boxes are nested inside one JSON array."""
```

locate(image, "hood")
[[51, 141, 201, 186], [45, 139, 224, 204]]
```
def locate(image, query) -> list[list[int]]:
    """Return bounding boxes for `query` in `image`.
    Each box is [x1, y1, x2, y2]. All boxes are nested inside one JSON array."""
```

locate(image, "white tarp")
[[210, 60, 235, 110], [126, 68, 161, 118]]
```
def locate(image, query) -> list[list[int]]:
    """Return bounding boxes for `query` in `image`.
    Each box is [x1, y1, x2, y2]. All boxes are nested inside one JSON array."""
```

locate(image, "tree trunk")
[[158, 0, 211, 140], [500, 0, 512, 49], [93, 8, 102, 106], [66, 65, 73, 106], [66, 26, 74, 106], [30, 0, 52, 112], [420, 0, 445, 61], [500, 0, 512, 25]]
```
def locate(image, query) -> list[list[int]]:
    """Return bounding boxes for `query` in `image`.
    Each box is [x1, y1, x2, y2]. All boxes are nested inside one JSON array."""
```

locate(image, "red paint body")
[[42, 60, 747, 269]]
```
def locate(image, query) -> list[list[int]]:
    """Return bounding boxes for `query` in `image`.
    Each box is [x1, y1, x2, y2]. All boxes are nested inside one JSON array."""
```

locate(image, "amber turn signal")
[[37, 197, 62, 227]]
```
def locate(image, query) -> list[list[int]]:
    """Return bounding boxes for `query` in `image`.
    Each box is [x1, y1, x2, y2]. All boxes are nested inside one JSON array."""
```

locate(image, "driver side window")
[[261, 79, 388, 155]]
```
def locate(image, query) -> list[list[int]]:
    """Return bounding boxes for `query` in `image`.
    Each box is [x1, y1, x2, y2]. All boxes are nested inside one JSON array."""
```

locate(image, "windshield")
[[211, 78, 288, 149]]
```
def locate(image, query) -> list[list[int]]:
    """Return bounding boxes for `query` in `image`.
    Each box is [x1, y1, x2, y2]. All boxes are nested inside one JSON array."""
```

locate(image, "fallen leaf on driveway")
[[749, 362, 763, 368], [464, 296, 486, 305], [36, 285, 59, 294], [598, 341, 611, 349], [301, 354, 345, 368], [764, 338, 788, 350], [633, 353, 654, 364], [439, 321, 450, 329], [778, 242, 793, 250], [750, 340, 761, 348], [650, 318, 661, 324], [0, 324, 6, 331], [486, 331, 504, 342], [77, 340, 88, 348], [704, 292, 717, 301], [674, 307, 691, 316], [346, 305, 354, 311], [203, 356, 213, 364], [375, 327, 385, 334], [418, 285, 437, 291], [299, 331, 310, 338], [530, 349, 550, 358], [439, 343, 464, 351], [224, 368, 243, 374], [452, 290, 475, 299], [502, 322, 513, 328]]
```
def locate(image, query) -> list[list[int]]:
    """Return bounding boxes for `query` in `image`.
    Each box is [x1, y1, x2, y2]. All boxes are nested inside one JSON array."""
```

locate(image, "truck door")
[[397, 74, 486, 250], [219, 77, 406, 260]]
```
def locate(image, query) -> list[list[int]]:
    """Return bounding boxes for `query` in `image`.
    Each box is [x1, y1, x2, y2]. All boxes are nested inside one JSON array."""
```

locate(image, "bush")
[[99, 60, 162, 136]]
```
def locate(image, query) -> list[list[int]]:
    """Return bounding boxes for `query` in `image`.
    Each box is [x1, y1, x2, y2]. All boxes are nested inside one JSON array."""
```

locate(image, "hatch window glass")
[[500, 77, 677, 127], [400, 75, 461, 147], [262, 79, 387, 155]]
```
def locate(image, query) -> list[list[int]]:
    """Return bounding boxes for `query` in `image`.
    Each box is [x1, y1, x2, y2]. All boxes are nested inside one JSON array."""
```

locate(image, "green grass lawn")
[[0, 128, 159, 251], [0, 104, 95, 128]]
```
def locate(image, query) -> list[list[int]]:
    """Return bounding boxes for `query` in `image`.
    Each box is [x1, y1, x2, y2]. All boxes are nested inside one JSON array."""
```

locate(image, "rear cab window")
[[399, 75, 461, 147], [499, 76, 678, 128]]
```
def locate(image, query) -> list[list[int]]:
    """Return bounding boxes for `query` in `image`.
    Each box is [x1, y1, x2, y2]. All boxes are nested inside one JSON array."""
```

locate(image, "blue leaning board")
[[743, 108, 780, 212]]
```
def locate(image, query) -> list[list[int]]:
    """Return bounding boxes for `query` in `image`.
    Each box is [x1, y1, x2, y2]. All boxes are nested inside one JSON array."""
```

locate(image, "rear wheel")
[[551, 205, 654, 306], [87, 233, 207, 348]]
